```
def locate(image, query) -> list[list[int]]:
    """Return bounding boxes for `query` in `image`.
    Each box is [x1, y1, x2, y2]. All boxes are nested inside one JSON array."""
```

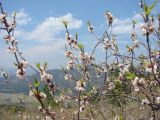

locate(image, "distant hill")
[[0, 69, 104, 94]]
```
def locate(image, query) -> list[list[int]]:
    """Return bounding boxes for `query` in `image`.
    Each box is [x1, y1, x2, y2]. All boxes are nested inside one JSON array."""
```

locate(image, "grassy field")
[[0, 93, 160, 120]]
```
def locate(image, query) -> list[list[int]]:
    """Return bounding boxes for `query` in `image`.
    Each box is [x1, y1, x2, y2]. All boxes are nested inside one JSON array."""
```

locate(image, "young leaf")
[[78, 43, 84, 50], [125, 72, 136, 80], [43, 62, 47, 69], [34, 78, 39, 88], [62, 20, 69, 29], [75, 32, 78, 40], [36, 62, 40, 69], [148, 0, 159, 13]]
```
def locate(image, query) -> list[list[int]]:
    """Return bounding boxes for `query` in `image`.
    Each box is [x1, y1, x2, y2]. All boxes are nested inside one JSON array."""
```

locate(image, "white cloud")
[[112, 13, 143, 34], [13, 13, 83, 68], [16, 8, 31, 25], [16, 13, 83, 42]]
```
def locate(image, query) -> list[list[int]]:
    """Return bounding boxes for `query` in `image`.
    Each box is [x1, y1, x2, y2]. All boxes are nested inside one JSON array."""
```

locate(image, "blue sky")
[[0, 0, 159, 71]]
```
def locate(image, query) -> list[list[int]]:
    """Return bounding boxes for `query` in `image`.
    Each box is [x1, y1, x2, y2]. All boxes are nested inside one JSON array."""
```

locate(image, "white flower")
[[0, 13, 6, 21], [64, 73, 73, 80], [108, 82, 115, 90], [36, 116, 40, 119], [132, 77, 145, 92], [141, 99, 150, 105], [29, 90, 34, 97], [88, 24, 94, 33], [105, 11, 113, 25], [40, 92, 46, 98], [40, 72, 53, 81], [66, 61, 74, 70], [20, 60, 28, 68], [24, 114, 29, 119], [156, 97, 160, 104], [75, 80, 86, 91], [80, 105, 85, 112], [80, 52, 91, 65], [45, 116, 52, 120], [16, 68, 26, 79], [7, 46, 17, 54]]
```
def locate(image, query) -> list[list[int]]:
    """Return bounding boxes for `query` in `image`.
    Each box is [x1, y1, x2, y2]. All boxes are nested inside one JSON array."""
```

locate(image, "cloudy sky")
[[0, 0, 159, 71]]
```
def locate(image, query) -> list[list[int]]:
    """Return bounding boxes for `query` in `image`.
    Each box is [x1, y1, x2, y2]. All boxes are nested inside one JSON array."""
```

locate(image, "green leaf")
[[125, 72, 136, 80], [87, 21, 91, 26], [143, 1, 149, 16], [60, 65, 65, 71], [34, 78, 39, 88], [119, 115, 124, 120], [143, 0, 159, 16], [43, 62, 48, 69], [13, 11, 16, 17], [132, 19, 137, 24], [36, 63, 40, 69], [148, 0, 159, 13], [62, 20, 69, 29], [75, 32, 78, 40], [114, 80, 122, 87], [78, 43, 84, 50]]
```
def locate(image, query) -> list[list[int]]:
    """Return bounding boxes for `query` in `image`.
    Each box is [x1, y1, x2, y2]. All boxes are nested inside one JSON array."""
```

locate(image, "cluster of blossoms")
[[37, 106, 55, 120], [64, 50, 77, 70], [87, 21, 94, 33], [118, 61, 130, 80], [105, 11, 113, 26], [141, 22, 155, 35], [132, 77, 145, 92], [65, 33, 78, 49], [75, 80, 86, 91], [80, 52, 92, 66], [145, 62, 158, 74], [94, 65, 107, 77], [64, 73, 73, 80], [16, 60, 28, 79], [39, 67, 53, 82], [141, 99, 150, 105], [79, 96, 88, 112], [108, 82, 115, 90], [29, 89, 46, 98], [38, 65, 56, 96]]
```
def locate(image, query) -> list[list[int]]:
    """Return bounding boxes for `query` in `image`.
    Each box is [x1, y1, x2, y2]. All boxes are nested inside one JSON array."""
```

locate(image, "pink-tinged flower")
[[7, 46, 17, 54], [108, 82, 115, 90], [141, 23, 154, 35], [65, 33, 72, 45], [20, 60, 28, 68], [3, 35, 15, 42], [105, 11, 113, 26], [145, 64, 157, 73], [72, 41, 78, 49], [45, 116, 52, 120], [64, 73, 73, 80], [40, 71, 53, 82], [156, 97, 160, 104], [66, 61, 74, 70], [29, 90, 34, 97], [75, 80, 86, 91], [80, 105, 85, 112], [132, 77, 145, 92], [39, 92, 46, 98], [64, 51, 74, 58], [88, 24, 94, 33], [0, 13, 6, 21], [141, 99, 150, 105], [131, 32, 137, 40], [80, 52, 91, 65], [24, 114, 29, 119], [16, 68, 26, 79]]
